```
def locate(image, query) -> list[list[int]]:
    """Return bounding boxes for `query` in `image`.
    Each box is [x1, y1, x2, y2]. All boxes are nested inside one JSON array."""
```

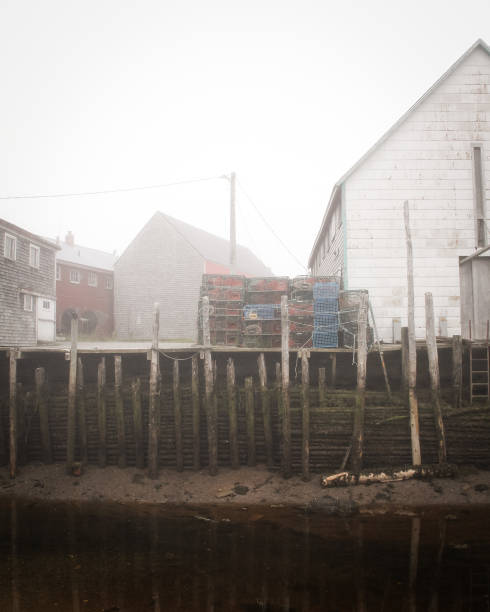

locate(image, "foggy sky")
[[1, 0, 489, 275]]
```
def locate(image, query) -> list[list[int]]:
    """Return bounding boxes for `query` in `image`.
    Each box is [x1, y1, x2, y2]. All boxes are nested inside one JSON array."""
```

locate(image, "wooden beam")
[[66, 316, 79, 474], [35, 367, 52, 464], [114, 355, 126, 468], [257, 353, 273, 469], [401, 326, 409, 396], [131, 377, 144, 469], [173, 360, 183, 472], [76, 358, 88, 465], [227, 357, 239, 469], [280, 295, 291, 478], [404, 201, 421, 466], [148, 303, 160, 479], [202, 296, 217, 475], [301, 350, 310, 482], [245, 377, 256, 467], [191, 354, 200, 470], [9, 350, 18, 478], [425, 292, 447, 463], [97, 357, 107, 468], [351, 293, 368, 475], [452, 335, 463, 410]]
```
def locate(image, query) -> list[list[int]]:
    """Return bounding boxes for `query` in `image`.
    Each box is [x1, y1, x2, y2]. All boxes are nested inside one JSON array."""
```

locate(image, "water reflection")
[[0, 499, 489, 611]]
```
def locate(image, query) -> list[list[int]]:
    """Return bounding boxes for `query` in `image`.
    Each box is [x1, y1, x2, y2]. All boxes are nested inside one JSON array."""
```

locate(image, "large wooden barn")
[[114, 212, 271, 341], [309, 39, 490, 342]]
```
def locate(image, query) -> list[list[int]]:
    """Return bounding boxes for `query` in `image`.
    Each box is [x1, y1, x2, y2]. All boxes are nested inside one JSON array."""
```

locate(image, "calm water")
[[0, 499, 489, 611]]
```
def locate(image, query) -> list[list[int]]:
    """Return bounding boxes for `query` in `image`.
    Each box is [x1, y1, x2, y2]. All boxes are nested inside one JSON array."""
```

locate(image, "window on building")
[[88, 271, 97, 287], [69, 269, 81, 284], [42, 300, 50, 310], [4, 233, 16, 260], [473, 146, 487, 247], [23, 294, 33, 311], [105, 278, 113, 290], [56, 264, 61, 281], [29, 244, 40, 268]]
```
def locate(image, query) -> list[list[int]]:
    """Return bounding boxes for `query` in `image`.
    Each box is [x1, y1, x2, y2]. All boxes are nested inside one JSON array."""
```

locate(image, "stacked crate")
[[242, 277, 288, 348], [288, 299, 313, 348], [200, 274, 245, 346], [338, 289, 373, 349], [313, 280, 340, 348]]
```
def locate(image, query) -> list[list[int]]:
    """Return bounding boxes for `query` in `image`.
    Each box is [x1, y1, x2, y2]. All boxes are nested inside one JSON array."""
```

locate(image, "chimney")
[[65, 231, 75, 246]]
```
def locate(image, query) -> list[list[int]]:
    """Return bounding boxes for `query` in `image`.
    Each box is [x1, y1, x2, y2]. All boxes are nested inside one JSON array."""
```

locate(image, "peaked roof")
[[57, 241, 117, 271], [127, 211, 272, 276], [309, 38, 490, 267], [0, 217, 61, 251]]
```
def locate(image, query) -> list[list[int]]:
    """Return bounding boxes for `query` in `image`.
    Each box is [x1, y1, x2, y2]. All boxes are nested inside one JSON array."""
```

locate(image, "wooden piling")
[[9, 350, 18, 479], [202, 296, 217, 475], [351, 293, 368, 475], [404, 200, 422, 466], [148, 303, 160, 479], [318, 367, 326, 407], [173, 360, 183, 472], [76, 358, 88, 465], [191, 354, 200, 470], [114, 355, 126, 468], [257, 353, 273, 469], [131, 378, 144, 469], [97, 357, 107, 468], [66, 316, 79, 474], [452, 335, 463, 410], [35, 367, 52, 464], [330, 354, 337, 389], [301, 349, 310, 482], [425, 292, 447, 463], [245, 376, 256, 467], [401, 326, 409, 395], [280, 295, 291, 478], [227, 357, 239, 469], [369, 299, 392, 401]]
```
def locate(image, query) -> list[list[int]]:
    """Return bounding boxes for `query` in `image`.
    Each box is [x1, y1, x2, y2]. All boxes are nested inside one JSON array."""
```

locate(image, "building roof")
[[308, 38, 490, 267], [0, 217, 61, 251], [131, 211, 272, 276], [57, 241, 117, 272]]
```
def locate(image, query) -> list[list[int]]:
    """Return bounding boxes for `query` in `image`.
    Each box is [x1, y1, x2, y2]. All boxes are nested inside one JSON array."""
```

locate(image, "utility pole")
[[230, 171, 236, 266]]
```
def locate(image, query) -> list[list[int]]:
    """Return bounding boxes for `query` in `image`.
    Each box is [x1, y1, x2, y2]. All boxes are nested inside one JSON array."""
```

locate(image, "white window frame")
[[105, 277, 113, 290], [88, 271, 98, 287], [69, 269, 81, 284], [56, 264, 61, 281], [23, 294, 34, 311], [4, 233, 16, 260], [29, 243, 40, 268]]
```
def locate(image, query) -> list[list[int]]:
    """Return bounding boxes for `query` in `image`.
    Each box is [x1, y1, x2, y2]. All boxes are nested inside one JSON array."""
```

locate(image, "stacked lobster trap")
[[199, 274, 373, 350]]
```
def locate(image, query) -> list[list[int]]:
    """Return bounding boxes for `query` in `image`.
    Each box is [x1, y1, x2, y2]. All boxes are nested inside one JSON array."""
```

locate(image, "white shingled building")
[[309, 39, 490, 342]]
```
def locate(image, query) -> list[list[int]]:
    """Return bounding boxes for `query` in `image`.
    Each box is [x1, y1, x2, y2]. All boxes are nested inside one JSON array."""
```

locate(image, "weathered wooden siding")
[[114, 214, 204, 341], [311, 192, 344, 278], [345, 45, 490, 341]]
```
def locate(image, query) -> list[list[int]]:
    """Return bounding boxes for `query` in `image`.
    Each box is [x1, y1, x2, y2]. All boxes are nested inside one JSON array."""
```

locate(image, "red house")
[[56, 232, 117, 339]]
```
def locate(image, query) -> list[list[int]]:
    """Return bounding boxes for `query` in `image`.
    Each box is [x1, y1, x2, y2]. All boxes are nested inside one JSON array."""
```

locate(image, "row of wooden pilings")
[[5, 279, 461, 481]]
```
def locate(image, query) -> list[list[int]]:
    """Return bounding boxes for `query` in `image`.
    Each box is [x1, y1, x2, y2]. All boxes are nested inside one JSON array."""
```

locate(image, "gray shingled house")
[[114, 212, 272, 341], [0, 218, 60, 346]]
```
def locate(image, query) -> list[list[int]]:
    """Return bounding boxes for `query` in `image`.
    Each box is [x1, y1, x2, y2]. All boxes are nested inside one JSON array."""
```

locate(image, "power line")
[[236, 178, 308, 272], [0, 175, 223, 200]]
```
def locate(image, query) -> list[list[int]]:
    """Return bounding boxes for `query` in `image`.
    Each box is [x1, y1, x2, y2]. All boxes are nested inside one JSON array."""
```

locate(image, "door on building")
[[459, 256, 490, 339], [37, 297, 56, 342]]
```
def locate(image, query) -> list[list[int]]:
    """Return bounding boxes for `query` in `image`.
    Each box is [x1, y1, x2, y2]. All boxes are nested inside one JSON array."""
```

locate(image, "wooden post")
[[401, 326, 409, 395], [66, 316, 79, 474], [9, 350, 18, 479], [114, 355, 126, 468], [257, 353, 273, 469], [404, 201, 422, 466], [76, 358, 88, 465], [35, 367, 52, 464], [318, 367, 326, 408], [352, 293, 368, 475], [202, 296, 217, 475], [452, 335, 463, 410], [425, 292, 447, 463], [330, 354, 337, 389], [97, 357, 107, 468], [173, 360, 183, 472], [369, 299, 392, 401], [227, 357, 239, 469], [148, 303, 160, 479], [191, 354, 200, 470], [245, 377, 255, 466], [131, 378, 144, 469], [280, 295, 291, 478], [301, 350, 310, 482]]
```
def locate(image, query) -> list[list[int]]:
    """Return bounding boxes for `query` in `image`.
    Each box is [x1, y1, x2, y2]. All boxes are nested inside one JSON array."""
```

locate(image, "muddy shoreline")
[[1, 463, 490, 515]]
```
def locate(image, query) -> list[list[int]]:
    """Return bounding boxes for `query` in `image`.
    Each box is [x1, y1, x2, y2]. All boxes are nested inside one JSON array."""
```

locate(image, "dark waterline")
[[0, 499, 489, 611]]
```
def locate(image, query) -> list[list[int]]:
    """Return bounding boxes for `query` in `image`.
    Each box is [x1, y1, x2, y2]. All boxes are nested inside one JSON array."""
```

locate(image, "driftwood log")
[[321, 463, 456, 487]]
